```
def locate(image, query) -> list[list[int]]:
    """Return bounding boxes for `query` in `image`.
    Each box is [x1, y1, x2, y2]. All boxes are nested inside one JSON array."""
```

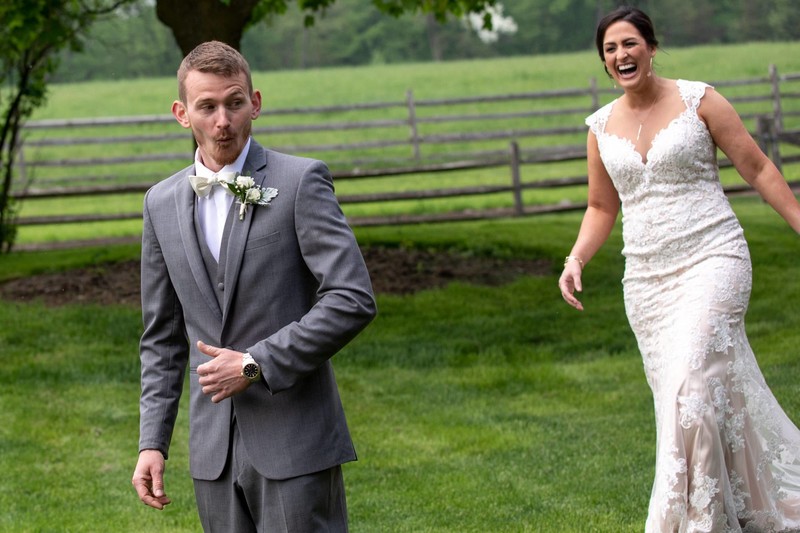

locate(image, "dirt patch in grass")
[[0, 246, 551, 307]]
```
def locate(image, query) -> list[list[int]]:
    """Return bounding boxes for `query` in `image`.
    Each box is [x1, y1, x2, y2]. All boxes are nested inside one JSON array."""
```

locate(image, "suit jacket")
[[138, 140, 376, 481]]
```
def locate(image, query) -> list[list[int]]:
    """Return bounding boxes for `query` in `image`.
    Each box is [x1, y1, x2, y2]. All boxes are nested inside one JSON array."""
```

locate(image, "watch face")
[[243, 363, 259, 379]]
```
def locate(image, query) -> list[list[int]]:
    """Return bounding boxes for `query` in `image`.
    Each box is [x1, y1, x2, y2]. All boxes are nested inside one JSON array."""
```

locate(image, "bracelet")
[[564, 255, 584, 268]]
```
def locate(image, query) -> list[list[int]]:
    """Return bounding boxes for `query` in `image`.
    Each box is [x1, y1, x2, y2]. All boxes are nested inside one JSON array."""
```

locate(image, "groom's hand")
[[132, 449, 171, 510], [196, 341, 251, 403]]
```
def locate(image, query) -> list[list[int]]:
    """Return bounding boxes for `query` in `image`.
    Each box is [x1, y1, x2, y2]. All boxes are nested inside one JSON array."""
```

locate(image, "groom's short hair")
[[177, 40, 254, 103]]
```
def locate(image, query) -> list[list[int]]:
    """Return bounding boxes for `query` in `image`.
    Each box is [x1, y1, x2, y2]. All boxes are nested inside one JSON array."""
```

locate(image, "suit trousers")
[[193, 416, 349, 533]]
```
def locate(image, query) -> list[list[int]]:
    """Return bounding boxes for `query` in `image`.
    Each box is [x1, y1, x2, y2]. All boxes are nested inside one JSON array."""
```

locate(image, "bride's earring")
[[647, 57, 653, 78]]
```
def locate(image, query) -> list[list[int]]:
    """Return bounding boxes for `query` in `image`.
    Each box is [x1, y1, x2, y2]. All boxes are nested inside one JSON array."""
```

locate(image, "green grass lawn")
[[2, 197, 799, 532]]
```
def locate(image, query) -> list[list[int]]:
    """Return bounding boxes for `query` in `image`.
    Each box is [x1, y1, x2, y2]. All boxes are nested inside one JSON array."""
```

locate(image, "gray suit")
[[138, 140, 376, 488]]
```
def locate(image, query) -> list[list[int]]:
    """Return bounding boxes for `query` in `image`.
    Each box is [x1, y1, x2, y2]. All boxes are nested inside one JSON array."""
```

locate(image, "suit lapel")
[[221, 141, 269, 322], [174, 168, 224, 321]]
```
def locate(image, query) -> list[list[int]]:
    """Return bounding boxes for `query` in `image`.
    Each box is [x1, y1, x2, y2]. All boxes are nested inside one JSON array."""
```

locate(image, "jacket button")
[[217, 282, 224, 291]]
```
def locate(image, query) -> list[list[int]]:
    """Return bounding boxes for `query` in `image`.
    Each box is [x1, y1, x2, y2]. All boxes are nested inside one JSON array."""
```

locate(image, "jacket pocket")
[[245, 231, 281, 251]]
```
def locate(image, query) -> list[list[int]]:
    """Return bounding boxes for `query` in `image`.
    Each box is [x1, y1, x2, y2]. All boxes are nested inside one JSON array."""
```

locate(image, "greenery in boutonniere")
[[223, 173, 278, 220]]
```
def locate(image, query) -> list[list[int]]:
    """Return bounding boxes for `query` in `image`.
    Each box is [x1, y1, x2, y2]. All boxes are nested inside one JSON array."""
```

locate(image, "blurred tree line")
[[54, 0, 800, 82]]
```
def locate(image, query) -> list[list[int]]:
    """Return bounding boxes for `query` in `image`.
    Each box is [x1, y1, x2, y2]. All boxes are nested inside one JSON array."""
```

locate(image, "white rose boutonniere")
[[222, 173, 278, 220]]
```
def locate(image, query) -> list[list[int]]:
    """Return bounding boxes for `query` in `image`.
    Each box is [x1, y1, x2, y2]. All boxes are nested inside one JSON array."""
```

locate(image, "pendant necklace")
[[632, 88, 662, 141]]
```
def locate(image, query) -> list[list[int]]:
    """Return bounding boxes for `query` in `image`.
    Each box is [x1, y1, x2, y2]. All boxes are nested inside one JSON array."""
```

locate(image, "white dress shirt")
[[193, 138, 251, 261]]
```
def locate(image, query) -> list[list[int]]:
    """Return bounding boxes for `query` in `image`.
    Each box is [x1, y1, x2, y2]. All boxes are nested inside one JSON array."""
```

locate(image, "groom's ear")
[[172, 100, 191, 129], [250, 90, 262, 121]]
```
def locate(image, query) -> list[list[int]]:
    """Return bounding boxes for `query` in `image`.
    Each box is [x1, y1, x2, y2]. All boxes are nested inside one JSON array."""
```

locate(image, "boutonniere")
[[223, 173, 278, 221]]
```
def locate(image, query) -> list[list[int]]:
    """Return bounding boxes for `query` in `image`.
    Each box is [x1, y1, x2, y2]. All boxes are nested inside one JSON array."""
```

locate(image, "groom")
[[131, 41, 376, 532]]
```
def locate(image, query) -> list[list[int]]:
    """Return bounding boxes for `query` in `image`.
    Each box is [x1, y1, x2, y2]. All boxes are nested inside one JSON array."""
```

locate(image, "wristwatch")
[[241, 353, 261, 383]]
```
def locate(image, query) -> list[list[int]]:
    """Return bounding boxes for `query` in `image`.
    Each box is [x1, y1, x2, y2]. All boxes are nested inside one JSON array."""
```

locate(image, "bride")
[[558, 6, 800, 532]]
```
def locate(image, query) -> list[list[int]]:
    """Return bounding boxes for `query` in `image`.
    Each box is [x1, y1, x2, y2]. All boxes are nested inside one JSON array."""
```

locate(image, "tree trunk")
[[425, 13, 443, 62], [156, 0, 261, 54]]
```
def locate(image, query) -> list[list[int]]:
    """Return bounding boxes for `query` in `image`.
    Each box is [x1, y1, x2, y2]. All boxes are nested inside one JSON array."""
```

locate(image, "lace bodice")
[[586, 80, 748, 280]]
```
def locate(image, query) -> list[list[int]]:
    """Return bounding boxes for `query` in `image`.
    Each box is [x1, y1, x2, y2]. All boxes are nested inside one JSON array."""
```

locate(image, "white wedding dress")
[[586, 80, 800, 532]]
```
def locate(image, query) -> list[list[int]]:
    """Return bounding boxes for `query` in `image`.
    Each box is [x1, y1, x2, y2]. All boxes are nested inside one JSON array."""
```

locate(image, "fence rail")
[[10, 65, 800, 250]]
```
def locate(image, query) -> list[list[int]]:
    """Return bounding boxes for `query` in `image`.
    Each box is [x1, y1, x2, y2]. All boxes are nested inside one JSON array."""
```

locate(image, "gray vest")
[[194, 203, 236, 310]]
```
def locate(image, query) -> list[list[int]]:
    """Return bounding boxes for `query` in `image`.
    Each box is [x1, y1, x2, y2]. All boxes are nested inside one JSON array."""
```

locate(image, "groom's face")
[[172, 70, 262, 172]]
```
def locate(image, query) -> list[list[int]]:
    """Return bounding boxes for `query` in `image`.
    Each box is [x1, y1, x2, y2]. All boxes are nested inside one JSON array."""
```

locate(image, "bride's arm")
[[559, 131, 620, 311], [701, 88, 800, 234]]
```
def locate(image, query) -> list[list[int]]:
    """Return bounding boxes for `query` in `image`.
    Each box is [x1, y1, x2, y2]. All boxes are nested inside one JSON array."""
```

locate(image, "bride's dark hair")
[[595, 6, 659, 76]]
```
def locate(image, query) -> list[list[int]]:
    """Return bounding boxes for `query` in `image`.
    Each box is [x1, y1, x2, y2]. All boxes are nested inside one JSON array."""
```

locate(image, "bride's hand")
[[559, 263, 584, 311]]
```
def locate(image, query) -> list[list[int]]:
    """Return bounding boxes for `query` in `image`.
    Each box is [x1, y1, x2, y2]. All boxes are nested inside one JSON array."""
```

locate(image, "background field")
[[32, 41, 800, 118], [2, 43, 800, 532], [14, 42, 800, 246]]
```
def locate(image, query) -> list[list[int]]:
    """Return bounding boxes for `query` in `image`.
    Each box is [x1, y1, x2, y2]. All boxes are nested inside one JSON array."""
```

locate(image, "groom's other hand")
[[132, 449, 172, 510]]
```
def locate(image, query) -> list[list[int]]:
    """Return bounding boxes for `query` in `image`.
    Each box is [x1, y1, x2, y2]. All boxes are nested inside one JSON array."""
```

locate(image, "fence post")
[[769, 64, 783, 134], [589, 77, 599, 111], [756, 115, 770, 156], [405, 89, 421, 163], [509, 141, 523, 215], [15, 141, 28, 190], [758, 115, 783, 175], [768, 64, 784, 174]]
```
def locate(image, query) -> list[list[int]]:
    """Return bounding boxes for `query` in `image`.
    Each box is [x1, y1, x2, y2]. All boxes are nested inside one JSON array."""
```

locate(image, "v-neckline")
[[603, 100, 690, 166]]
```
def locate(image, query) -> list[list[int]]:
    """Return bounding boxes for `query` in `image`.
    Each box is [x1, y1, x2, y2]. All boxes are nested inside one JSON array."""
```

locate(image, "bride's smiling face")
[[602, 21, 656, 88]]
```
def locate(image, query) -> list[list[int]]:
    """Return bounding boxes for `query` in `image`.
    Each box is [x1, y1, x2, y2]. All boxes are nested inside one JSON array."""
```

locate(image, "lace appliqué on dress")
[[689, 463, 723, 533], [679, 393, 709, 429]]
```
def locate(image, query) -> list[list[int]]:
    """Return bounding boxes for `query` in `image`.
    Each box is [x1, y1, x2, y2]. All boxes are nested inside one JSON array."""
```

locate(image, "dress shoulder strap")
[[585, 100, 616, 136], [677, 79, 713, 113]]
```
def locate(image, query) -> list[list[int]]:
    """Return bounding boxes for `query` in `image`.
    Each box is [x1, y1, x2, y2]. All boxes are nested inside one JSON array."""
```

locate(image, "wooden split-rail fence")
[[10, 65, 800, 250]]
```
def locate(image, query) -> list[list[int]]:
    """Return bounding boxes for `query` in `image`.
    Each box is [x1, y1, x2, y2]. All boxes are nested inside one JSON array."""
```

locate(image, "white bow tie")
[[188, 171, 237, 197]]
